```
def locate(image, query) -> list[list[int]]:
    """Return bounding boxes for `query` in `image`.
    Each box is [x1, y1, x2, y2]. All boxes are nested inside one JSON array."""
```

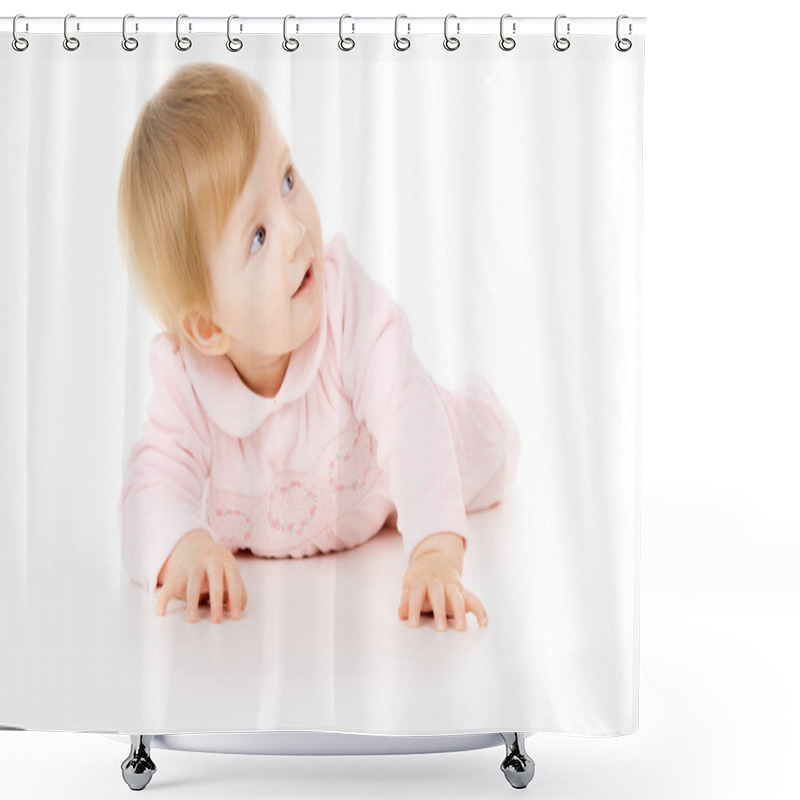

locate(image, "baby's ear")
[[181, 310, 231, 356]]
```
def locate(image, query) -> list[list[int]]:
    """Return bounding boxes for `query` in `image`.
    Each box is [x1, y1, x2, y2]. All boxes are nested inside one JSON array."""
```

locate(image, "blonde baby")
[[117, 63, 520, 632]]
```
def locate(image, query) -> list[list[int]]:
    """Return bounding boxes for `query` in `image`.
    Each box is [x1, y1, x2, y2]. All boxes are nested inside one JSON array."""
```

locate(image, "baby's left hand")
[[398, 534, 488, 632]]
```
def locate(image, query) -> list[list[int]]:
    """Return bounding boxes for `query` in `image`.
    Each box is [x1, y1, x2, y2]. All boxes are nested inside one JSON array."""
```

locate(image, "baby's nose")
[[286, 218, 306, 258]]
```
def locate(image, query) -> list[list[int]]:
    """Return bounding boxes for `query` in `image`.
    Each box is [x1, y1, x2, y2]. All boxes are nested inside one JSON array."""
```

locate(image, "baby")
[[117, 63, 520, 632]]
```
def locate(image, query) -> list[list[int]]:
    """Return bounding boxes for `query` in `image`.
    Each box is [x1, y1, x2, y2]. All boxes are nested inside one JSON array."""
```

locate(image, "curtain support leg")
[[121, 734, 157, 791], [500, 732, 535, 789]]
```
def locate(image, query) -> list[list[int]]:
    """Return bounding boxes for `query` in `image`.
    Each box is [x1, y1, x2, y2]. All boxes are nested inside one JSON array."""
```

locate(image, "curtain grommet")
[[499, 14, 516, 51], [12, 14, 29, 51], [338, 14, 355, 51], [175, 14, 192, 51], [394, 15, 411, 51], [63, 13, 80, 51], [443, 14, 460, 51], [121, 14, 139, 52], [615, 15, 632, 51], [553, 14, 570, 52], [226, 15, 243, 52]]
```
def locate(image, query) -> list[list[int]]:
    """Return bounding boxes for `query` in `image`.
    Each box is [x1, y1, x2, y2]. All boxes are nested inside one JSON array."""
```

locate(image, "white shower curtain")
[[0, 18, 643, 736]]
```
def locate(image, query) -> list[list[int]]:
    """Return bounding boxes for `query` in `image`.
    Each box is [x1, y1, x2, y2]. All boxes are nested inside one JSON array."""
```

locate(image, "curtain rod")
[[1, 16, 646, 37]]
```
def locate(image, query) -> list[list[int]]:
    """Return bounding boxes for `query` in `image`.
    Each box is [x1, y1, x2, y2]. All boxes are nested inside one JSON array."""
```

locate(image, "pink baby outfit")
[[119, 234, 521, 593]]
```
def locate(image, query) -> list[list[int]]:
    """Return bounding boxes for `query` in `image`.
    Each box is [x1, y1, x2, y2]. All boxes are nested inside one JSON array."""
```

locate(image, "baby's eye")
[[249, 225, 266, 256], [282, 169, 294, 196]]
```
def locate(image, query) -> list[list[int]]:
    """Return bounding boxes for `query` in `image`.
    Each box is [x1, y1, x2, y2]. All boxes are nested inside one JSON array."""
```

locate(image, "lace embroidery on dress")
[[207, 419, 381, 552]]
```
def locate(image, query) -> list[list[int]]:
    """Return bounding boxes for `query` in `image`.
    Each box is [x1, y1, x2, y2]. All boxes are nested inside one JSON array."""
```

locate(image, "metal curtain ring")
[[615, 14, 632, 52], [227, 15, 243, 51], [12, 14, 29, 52], [63, 13, 80, 51], [283, 15, 299, 52], [394, 14, 410, 51], [338, 14, 355, 51], [553, 14, 570, 52], [122, 14, 139, 51], [176, 14, 192, 50], [443, 14, 460, 51], [499, 14, 516, 51]]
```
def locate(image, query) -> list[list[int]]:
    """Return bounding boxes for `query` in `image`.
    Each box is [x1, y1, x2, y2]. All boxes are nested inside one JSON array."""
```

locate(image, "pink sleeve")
[[117, 334, 211, 594], [332, 237, 469, 563]]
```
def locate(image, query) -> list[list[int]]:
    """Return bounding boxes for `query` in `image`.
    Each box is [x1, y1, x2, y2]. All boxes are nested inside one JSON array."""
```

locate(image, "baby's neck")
[[228, 349, 291, 398]]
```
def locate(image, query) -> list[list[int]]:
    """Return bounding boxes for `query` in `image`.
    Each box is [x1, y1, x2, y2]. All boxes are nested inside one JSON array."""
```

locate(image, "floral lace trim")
[[207, 419, 381, 552]]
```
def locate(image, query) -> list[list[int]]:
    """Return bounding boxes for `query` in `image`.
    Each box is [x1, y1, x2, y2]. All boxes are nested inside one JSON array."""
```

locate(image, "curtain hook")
[[175, 14, 192, 51], [553, 14, 570, 52], [122, 14, 139, 52], [63, 13, 80, 51], [615, 15, 632, 52], [338, 14, 355, 51], [283, 15, 299, 52], [227, 15, 243, 52], [499, 14, 516, 51], [394, 14, 411, 51], [443, 13, 460, 51], [12, 14, 29, 52]]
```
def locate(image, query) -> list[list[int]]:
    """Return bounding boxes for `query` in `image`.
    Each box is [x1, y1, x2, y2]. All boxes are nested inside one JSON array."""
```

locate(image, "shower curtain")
[[0, 16, 644, 737]]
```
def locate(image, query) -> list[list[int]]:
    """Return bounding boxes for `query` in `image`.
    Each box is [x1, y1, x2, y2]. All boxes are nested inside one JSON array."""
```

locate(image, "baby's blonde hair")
[[117, 63, 266, 344]]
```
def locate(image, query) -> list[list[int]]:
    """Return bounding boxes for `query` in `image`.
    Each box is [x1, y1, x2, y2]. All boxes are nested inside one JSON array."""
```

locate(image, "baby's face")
[[204, 103, 324, 358]]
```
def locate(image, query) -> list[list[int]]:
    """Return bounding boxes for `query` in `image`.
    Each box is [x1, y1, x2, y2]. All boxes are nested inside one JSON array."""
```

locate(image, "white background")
[[1, 1, 798, 799]]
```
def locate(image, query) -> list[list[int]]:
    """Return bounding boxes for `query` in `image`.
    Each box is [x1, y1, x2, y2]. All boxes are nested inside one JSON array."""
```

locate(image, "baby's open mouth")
[[292, 263, 313, 298]]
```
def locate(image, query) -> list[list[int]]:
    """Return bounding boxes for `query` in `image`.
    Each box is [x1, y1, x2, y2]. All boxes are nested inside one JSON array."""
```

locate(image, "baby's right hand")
[[155, 529, 248, 623]]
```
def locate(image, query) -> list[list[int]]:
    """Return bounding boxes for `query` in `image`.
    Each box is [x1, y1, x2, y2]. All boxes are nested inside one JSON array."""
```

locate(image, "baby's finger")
[[428, 580, 447, 632], [464, 590, 489, 627], [207, 561, 225, 624], [446, 584, 467, 631], [398, 583, 410, 620], [408, 581, 427, 627], [185, 565, 203, 623], [156, 580, 176, 617], [224, 561, 244, 620]]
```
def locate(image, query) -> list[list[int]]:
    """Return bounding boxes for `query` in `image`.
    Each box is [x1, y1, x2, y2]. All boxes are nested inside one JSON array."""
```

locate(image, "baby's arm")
[[331, 237, 485, 630], [118, 334, 244, 622], [334, 240, 469, 558]]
